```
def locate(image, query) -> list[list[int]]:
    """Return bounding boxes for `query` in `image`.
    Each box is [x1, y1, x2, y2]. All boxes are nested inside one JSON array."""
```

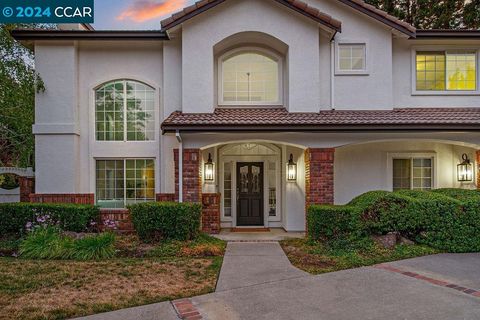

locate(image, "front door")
[[236, 162, 264, 226]]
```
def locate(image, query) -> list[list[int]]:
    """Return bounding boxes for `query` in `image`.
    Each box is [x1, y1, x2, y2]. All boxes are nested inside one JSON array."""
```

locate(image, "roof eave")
[[10, 30, 170, 41], [161, 124, 480, 134]]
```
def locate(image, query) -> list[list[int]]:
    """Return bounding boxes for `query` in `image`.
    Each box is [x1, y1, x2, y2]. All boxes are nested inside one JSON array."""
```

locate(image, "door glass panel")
[[223, 162, 232, 217], [268, 161, 276, 217], [239, 165, 249, 193], [251, 165, 261, 193]]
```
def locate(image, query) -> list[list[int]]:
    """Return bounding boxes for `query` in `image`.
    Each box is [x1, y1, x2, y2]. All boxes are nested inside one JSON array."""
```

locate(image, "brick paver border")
[[172, 299, 203, 320], [374, 264, 480, 298]]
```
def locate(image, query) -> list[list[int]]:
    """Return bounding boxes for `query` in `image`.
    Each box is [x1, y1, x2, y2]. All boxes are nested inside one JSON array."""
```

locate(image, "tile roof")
[[161, 0, 342, 32], [161, 107, 480, 132], [160, 0, 416, 37]]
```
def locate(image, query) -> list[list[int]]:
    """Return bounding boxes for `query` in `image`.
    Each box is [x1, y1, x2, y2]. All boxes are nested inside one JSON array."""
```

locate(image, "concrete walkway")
[[215, 242, 308, 292]]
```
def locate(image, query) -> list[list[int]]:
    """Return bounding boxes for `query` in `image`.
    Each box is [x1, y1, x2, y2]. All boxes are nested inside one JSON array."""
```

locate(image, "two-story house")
[[12, 0, 480, 233]]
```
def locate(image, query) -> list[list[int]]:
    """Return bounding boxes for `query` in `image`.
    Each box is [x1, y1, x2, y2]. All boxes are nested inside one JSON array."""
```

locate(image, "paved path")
[[215, 242, 308, 292]]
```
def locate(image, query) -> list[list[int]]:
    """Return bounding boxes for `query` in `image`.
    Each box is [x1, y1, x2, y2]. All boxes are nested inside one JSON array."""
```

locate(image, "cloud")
[[117, 0, 188, 22]]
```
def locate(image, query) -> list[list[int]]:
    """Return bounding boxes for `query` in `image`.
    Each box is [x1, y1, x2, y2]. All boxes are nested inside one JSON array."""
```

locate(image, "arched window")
[[219, 49, 281, 105], [95, 80, 155, 141]]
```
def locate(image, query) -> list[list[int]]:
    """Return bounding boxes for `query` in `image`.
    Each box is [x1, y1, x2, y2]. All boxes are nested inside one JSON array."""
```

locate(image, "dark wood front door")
[[236, 162, 264, 226]]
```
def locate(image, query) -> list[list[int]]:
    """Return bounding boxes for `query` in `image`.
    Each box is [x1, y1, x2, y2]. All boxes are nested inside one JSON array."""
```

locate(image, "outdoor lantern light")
[[287, 153, 297, 181], [204, 153, 215, 181], [457, 153, 473, 182]]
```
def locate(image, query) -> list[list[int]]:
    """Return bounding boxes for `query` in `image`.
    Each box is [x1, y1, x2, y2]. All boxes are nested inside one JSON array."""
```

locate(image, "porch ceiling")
[[161, 107, 480, 133]]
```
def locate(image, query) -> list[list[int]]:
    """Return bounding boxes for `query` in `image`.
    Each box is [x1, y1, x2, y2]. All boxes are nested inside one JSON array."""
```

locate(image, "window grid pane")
[[222, 52, 279, 103], [393, 159, 411, 191], [412, 158, 432, 190], [96, 80, 155, 141], [96, 159, 155, 208], [339, 44, 366, 71], [416, 51, 477, 91]]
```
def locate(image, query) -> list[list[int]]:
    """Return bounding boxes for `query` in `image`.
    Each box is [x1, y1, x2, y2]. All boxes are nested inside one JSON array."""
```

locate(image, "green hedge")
[[307, 189, 480, 253], [129, 202, 201, 242], [0, 203, 100, 237]]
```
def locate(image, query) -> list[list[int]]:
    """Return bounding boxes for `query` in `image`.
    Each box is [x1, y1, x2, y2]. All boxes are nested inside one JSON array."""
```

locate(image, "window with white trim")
[[95, 80, 155, 141], [393, 157, 433, 191], [416, 51, 477, 91], [219, 49, 281, 105], [338, 44, 366, 71], [96, 159, 155, 208]]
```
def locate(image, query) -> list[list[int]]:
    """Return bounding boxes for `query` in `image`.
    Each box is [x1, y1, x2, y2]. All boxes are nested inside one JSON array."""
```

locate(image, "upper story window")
[[338, 44, 366, 72], [219, 49, 281, 105], [95, 80, 155, 141], [416, 51, 477, 91]]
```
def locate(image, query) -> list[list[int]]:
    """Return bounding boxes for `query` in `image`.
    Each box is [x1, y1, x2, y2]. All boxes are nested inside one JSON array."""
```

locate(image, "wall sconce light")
[[457, 153, 473, 182], [204, 153, 215, 181], [287, 153, 297, 181]]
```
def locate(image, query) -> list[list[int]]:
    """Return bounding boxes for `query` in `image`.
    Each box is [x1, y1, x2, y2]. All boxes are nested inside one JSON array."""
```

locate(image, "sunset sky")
[[92, 0, 196, 30]]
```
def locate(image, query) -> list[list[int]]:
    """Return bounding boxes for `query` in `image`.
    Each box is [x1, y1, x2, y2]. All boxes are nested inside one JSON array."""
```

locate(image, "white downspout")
[[176, 130, 183, 203], [330, 38, 336, 111]]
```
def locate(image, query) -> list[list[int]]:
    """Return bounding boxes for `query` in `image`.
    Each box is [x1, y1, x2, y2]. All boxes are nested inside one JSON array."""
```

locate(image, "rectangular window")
[[416, 51, 477, 91], [393, 157, 433, 191], [339, 44, 366, 71], [96, 159, 155, 208]]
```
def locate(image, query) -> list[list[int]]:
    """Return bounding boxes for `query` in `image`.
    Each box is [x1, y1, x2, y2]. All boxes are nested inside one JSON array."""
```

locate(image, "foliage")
[[0, 24, 55, 167], [146, 233, 226, 258], [0, 202, 100, 237], [19, 227, 115, 260], [366, 0, 480, 29], [0, 173, 18, 189], [307, 189, 480, 253], [129, 202, 201, 242]]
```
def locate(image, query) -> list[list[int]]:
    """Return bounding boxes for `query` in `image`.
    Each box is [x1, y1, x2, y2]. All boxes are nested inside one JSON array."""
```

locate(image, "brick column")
[[305, 148, 335, 206], [476, 150, 480, 189], [202, 193, 221, 234], [174, 148, 201, 203], [18, 176, 35, 202]]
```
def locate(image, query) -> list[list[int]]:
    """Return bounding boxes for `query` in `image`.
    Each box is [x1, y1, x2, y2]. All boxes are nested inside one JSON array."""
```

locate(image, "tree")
[[0, 24, 53, 167], [366, 0, 480, 29]]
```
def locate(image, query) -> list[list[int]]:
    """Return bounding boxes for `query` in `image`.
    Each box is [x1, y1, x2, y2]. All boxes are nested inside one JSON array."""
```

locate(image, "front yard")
[[0, 234, 225, 320], [281, 238, 439, 274]]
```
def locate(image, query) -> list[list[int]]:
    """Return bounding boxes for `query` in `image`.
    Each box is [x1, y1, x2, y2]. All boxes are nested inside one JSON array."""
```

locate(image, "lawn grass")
[[280, 238, 439, 275], [0, 234, 226, 320]]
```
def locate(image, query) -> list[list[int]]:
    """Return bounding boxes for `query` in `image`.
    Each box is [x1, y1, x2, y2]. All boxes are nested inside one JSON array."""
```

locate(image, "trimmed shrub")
[[308, 189, 480, 253], [19, 227, 115, 260], [129, 202, 201, 242], [0, 203, 100, 237], [307, 205, 360, 241]]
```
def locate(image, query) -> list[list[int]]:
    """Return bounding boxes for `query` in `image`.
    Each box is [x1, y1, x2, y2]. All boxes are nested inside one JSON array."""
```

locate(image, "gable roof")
[[161, 0, 342, 32], [161, 107, 480, 133], [160, 0, 416, 37]]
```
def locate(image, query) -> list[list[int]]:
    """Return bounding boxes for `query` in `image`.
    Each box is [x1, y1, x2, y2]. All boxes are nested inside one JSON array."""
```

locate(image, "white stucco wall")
[[181, 0, 321, 113], [335, 141, 478, 204], [393, 38, 480, 108]]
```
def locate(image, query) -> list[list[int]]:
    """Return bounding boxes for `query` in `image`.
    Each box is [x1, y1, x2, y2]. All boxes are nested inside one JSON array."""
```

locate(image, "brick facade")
[[29, 193, 95, 204], [305, 148, 335, 206], [100, 209, 134, 233], [202, 193, 221, 234], [174, 148, 202, 203], [18, 177, 35, 202], [156, 193, 176, 202]]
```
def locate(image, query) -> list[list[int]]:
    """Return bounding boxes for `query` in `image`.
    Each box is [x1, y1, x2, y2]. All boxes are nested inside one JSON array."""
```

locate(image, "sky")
[[92, 0, 196, 30]]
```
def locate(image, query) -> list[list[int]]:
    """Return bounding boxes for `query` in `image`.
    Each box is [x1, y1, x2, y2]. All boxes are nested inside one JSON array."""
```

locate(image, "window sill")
[[411, 91, 480, 96], [335, 71, 369, 76]]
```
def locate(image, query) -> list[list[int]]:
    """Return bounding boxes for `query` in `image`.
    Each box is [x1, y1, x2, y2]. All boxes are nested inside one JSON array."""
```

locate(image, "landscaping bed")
[[280, 238, 438, 274], [283, 188, 480, 275], [0, 201, 226, 320]]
